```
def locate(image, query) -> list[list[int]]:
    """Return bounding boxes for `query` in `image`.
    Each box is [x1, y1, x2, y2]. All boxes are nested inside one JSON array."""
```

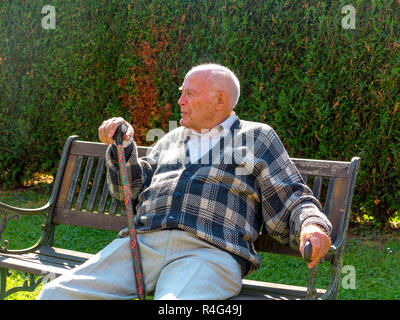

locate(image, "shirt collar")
[[184, 112, 238, 139], [218, 112, 238, 131]]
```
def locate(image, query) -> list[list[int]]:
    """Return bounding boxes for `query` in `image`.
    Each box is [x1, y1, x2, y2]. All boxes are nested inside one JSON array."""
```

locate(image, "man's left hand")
[[300, 224, 331, 269]]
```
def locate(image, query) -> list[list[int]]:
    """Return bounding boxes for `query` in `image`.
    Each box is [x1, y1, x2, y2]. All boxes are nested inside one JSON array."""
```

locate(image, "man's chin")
[[180, 122, 197, 132], [179, 118, 190, 128]]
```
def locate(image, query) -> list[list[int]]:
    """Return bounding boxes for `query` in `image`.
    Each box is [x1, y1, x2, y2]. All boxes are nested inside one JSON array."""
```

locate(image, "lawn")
[[0, 187, 399, 300]]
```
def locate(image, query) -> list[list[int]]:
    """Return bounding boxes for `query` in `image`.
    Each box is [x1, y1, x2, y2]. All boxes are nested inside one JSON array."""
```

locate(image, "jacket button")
[[174, 191, 182, 198]]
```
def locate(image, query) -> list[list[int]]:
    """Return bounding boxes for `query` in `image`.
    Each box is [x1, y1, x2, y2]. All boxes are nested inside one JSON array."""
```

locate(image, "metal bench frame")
[[0, 135, 360, 300]]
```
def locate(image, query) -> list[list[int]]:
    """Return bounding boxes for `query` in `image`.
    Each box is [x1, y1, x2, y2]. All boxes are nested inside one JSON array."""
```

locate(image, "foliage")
[[117, 14, 174, 145], [0, 0, 399, 224]]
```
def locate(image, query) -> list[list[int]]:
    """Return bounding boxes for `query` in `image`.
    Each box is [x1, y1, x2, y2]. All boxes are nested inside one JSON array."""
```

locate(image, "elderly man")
[[38, 63, 331, 300]]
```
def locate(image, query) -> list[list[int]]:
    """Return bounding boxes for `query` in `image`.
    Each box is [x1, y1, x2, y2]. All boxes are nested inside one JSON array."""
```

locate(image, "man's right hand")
[[98, 117, 134, 145]]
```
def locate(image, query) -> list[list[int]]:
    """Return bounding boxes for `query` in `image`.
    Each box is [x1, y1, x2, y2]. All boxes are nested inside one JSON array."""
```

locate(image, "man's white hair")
[[184, 63, 240, 108]]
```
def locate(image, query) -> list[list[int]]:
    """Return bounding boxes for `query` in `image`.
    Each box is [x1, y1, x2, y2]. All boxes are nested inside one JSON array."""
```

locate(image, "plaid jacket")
[[105, 118, 332, 275]]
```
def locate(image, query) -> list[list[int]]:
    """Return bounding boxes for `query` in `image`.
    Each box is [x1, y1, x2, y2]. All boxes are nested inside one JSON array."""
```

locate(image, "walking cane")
[[304, 241, 318, 299], [113, 123, 146, 300]]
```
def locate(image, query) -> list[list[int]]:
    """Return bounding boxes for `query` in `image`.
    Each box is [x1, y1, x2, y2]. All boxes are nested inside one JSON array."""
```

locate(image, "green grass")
[[246, 236, 400, 300], [1, 187, 399, 300]]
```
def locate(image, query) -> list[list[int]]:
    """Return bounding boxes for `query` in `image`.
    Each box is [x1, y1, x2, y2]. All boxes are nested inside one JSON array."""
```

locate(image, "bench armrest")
[[0, 201, 50, 254], [0, 201, 50, 216]]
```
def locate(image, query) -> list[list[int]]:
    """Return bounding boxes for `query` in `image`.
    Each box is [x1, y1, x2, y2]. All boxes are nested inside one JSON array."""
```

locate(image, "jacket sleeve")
[[257, 127, 332, 250], [105, 138, 159, 205]]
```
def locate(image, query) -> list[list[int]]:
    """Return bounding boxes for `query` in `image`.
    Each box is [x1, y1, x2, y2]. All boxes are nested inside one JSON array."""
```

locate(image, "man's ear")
[[215, 91, 229, 110]]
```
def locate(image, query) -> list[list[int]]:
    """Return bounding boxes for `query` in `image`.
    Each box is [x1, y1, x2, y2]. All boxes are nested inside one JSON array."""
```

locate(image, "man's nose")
[[178, 94, 185, 106]]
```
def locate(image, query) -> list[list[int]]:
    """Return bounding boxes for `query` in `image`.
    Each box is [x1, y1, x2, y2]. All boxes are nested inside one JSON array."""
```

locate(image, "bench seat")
[[0, 249, 326, 300]]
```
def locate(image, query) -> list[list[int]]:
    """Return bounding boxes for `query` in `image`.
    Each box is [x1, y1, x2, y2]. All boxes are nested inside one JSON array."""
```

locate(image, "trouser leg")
[[37, 233, 164, 300], [154, 231, 242, 300]]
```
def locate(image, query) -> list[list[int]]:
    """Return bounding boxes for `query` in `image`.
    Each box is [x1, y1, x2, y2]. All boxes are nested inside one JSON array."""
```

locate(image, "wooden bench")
[[0, 135, 360, 300]]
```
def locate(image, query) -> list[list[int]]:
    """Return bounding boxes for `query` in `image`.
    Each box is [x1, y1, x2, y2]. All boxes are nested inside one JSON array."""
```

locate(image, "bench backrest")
[[48, 136, 360, 263]]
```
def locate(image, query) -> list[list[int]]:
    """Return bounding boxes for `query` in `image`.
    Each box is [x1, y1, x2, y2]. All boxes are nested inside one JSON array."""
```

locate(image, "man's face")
[[178, 71, 218, 132]]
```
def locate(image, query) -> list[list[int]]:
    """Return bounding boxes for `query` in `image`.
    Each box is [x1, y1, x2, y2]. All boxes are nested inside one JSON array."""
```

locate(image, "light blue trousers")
[[37, 230, 242, 300]]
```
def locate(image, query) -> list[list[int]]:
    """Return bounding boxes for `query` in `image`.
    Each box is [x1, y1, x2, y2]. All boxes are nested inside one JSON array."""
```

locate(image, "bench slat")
[[0, 253, 77, 277], [13, 252, 81, 270], [70, 141, 108, 158], [65, 155, 83, 210], [53, 208, 126, 232], [76, 157, 94, 210], [0, 246, 94, 278], [291, 158, 349, 178], [324, 178, 337, 219], [109, 198, 118, 215], [36, 246, 93, 262], [254, 233, 299, 256], [87, 158, 105, 211], [98, 180, 110, 214], [327, 178, 347, 242], [231, 279, 326, 300], [312, 176, 323, 200], [56, 154, 77, 208]]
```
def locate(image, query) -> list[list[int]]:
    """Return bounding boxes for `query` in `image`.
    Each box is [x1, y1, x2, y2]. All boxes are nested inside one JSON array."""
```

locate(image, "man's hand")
[[98, 117, 133, 145], [300, 224, 331, 269]]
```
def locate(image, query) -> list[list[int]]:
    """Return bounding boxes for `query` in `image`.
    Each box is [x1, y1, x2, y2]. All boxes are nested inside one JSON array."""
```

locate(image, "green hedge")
[[0, 0, 399, 225]]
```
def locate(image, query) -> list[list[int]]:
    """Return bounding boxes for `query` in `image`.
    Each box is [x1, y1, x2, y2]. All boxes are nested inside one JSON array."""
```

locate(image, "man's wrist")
[[303, 223, 329, 236]]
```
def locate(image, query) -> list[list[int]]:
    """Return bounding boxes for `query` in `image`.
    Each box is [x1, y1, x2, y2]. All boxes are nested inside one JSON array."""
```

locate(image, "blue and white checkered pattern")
[[106, 118, 332, 275]]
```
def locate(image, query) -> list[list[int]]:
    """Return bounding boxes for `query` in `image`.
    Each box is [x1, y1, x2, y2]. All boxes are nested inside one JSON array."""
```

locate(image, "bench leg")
[[0, 268, 9, 300], [0, 268, 43, 300]]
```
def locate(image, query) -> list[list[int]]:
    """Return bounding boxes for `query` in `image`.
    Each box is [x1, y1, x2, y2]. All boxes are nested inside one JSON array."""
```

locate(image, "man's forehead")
[[179, 71, 211, 91]]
